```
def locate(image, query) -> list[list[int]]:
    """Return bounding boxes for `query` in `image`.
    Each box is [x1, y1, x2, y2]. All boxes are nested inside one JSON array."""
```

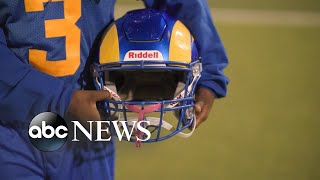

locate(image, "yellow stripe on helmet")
[[169, 21, 192, 63], [100, 24, 120, 64]]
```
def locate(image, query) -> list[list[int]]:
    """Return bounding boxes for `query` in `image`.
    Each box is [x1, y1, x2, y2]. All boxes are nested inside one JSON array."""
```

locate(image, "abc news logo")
[[29, 112, 151, 151]]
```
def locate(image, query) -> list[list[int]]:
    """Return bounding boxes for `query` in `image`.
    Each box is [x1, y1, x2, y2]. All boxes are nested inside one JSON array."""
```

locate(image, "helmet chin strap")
[[126, 104, 162, 147], [117, 116, 197, 139]]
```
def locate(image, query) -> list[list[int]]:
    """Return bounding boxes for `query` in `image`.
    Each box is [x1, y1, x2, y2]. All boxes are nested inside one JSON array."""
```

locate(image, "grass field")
[[115, 1, 320, 180]]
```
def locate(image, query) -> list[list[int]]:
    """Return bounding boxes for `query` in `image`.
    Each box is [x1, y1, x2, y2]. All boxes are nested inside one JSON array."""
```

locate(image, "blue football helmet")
[[92, 9, 202, 145]]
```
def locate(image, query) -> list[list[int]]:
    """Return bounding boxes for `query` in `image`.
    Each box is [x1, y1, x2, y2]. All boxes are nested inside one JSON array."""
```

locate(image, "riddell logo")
[[124, 50, 164, 61]]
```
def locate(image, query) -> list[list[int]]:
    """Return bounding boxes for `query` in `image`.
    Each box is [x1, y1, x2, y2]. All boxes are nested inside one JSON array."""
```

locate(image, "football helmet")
[[92, 9, 202, 145]]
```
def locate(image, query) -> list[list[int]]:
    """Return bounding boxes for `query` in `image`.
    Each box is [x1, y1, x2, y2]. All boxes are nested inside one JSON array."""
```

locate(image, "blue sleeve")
[[144, 0, 229, 98], [0, 29, 73, 126]]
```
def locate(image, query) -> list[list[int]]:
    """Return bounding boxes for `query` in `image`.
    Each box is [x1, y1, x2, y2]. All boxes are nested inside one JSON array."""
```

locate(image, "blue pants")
[[0, 125, 115, 180]]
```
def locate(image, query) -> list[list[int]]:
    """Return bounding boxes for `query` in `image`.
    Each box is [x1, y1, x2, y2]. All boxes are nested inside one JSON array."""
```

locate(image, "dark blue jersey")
[[0, 0, 116, 125]]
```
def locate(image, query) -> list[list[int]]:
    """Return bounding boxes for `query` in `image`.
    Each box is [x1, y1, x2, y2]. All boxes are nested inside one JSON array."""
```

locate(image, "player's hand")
[[194, 87, 215, 128], [67, 90, 111, 121]]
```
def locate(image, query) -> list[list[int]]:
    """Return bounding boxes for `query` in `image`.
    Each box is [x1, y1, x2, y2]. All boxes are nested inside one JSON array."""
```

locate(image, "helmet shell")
[[94, 9, 202, 143], [99, 9, 199, 65]]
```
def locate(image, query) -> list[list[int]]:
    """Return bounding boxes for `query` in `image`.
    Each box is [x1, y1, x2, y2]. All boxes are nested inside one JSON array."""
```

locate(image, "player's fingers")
[[81, 110, 101, 121], [195, 105, 210, 128], [194, 100, 205, 129], [196, 114, 204, 128], [91, 90, 112, 101], [195, 101, 204, 114], [91, 110, 103, 121]]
